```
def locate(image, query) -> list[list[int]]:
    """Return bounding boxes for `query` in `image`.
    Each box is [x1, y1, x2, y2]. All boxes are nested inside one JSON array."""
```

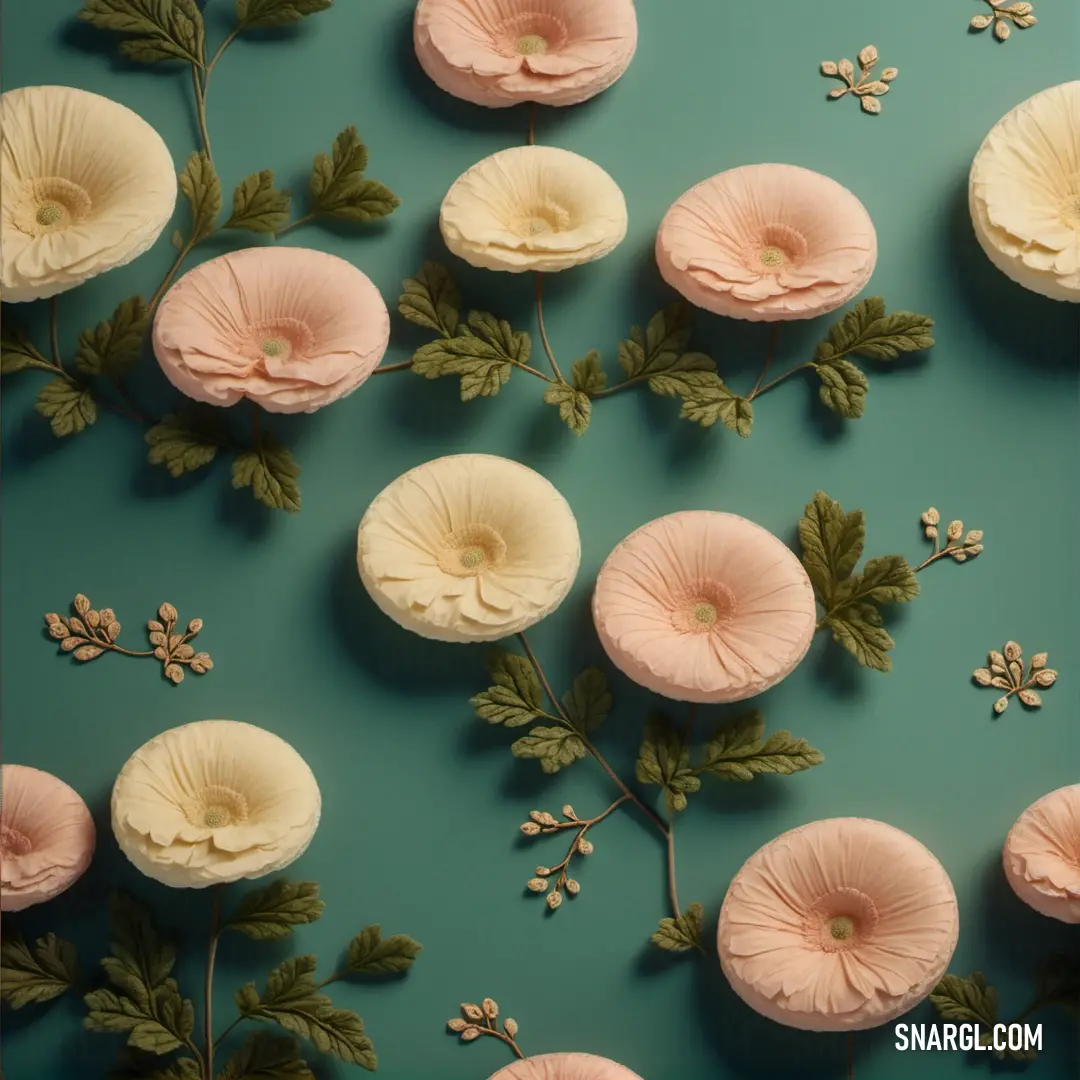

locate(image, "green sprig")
[[0, 933, 79, 1009]]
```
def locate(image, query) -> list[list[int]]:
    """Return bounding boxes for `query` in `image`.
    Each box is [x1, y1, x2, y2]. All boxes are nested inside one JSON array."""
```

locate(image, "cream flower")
[[1, 765, 96, 912], [440, 146, 627, 272], [414, 0, 638, 108], [112, 720, 321, 889], [970, 81, 1080, 302], [656, 164, 878, 321], [1, 85, 176, 303], [357, 454, 580, 642], [718, 818, 959, 1031], [1003, 784, 1080, 923], [489, 1053, 644, 1080]]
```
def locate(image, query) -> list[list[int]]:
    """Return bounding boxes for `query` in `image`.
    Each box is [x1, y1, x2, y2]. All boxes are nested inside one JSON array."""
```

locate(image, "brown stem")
[[847, 1030, 854, 1080], [204, 28, 239, 88], [476, 1027, 525, 1060], [205, 887, 223, 1080], [371, 359, 415, 375], [317, 971, 346, 989], [666, 808, 681, 917], [149, 238, 198, 313], [915, 544, 960, 572], [747, 325, 782, 400], [251, 401, 262, 451], [275, 213, 317, 238], [49, 297, 62, 368], [534, 274, 566, 383], [212, 1015, 243, 1052], [751, 361, 814, 398], [588, 377, 646, 400], [527, 102, 536, 146], [537, 795, 631, 880]]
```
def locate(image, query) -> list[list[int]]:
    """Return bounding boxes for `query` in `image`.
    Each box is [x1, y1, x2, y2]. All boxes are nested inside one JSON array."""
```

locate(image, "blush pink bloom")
[[153, 247, 390, 414], [592, 512, 817, 703], [1003, 785, 1080, 924], [488, 1053, 644, 1080], [656, 164, 878, 322], [718, 818, 959, 1031], [414, 0, 638, 108], [1, 764, 96, 912]]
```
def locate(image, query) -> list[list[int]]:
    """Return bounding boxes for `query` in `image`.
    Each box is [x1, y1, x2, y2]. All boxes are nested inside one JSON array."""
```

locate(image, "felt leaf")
[[544, 382, 592, 435], [635, 713, 700, 811], [826, 604, 896, 672], [820, 60, 839, 75], [699, 712, 824, 781], [217, 1033, 315, 1080], [562, 668, 611, 733], [931, 972, 998, 1036], [1, 319, 55, 374], [510, 727, 587, 774], [145, 405, 228, 478], [994, 17, 1011, 40], [346, 925, 423, 975], [798, 491, 865, 606], [99, 893, 177, 1010], [833, 554, 920, 607], [470, 650, 544, 727], [571, 350, 607, 393], [179, 151, 222, 244], [309, 126, 399, 222], [857, 45, 879, 67], [236, 0, 334, 30], [235, 955, 376, 1068], [650, 370, 754, 435], [814, 359, 868, 418], [232, 435, 302, 513], [74, 296, 149, 378], [225, 170, 292, 234], [970, 13, 993, 28], [816, 298, 934, 363], [224, 881, 325, 941], [618, 303, 694, 379], [150, 1058, 202, 1080], [84, 983, 193, 1055], [79, 0, 205, 66], [0, 934, 79, 1009], [36, 378, 97, 437], [651, 903, 703, 953], [398, 262, 460, 337], [411, 312, 529, 401]]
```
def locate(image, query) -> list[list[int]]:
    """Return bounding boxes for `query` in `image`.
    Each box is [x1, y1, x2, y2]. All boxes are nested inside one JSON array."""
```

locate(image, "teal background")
[[2, 2, 1079, 1079]]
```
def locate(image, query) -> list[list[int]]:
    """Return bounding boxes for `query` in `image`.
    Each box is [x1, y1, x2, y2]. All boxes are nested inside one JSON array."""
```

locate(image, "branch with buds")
[[974, 642, 1057, 715], [916, 508, 984, 571], [821, 45, 897, 114], [447, 998, 524, 1061], [970, 1, 1037, 42]]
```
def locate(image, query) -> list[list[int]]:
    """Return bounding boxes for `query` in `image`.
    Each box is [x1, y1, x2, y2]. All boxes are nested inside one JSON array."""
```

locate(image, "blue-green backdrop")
[[2, 2, 1078, 1078]]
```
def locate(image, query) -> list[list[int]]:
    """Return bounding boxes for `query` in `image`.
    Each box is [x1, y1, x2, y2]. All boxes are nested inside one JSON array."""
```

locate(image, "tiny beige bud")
[[460, 1026, 481, 1042], [48, 623, 68, 640], [158, 602, 178, 623], [565, 879, 581, 895], [535, 866, 551, 876], [482, 998, 498, 1019], [44, 613, 61, 626], [188, 618, 203, 633], [838, 58, 855, 79], [989, 651, 1006, 670], [964, 530, 983, 546], [165, 663, 184, 684], [947, 520, 963, 541], [99, 608, 115, 625], [561, 804, 577, 820], [86, 609, 101, 628], [993, 696, 1009, 714], [106, 621, 122, 641], [176, 643, 195, 660], [1035, 669, 1057, 687], [546, 889, 563, 910], [149, 631, 167, 646], [147, 620, 164, 633], [994, 17, 1011, 40], [1030, 652, 1048, 670], [1004, 641, 1022, 662], [520, 821, 541, 836], [74, 594, 90, 615], [950, 550, 968, 562], [447, 1018, 467, 1032], [1008, 661, 1023, 687], [922, 508, 940, 525], [972, 668, 992, 686], [69, 618, 87, 636], [461, 1004, 484, 1021], [924, 525, 938, 540], [820, 60, 839, 75], [857, 44, 878, 68], [966, 544, 984, 555], [1018, 689, 1042, 708], [970, 13, 994, 29], [577, 838, 594, 855], [61, 637, 85, 652], [154, 646, 167, 660], [860, 96, 882, 114], [828, 88, 848, 99], [880, 67, 898, 82], [503, 1018, 519, 1038], [526, 877, 548, 893], [74, 645, 103, 662]]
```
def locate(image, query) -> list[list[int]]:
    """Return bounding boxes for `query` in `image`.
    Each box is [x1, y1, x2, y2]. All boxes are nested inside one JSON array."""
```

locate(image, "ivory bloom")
[[1, 765, 96, 912], [414, 0, 638, 108], [488, 1054, 644, 1080], [970, 81, 1080, 302], [1, 85, 176, 302], [112, 720, 321, 888], [1003, 785, 1080, 923], [357, 454, 581, 642], [440, 146, 627, 272], [656, 164, 877, 321], [718, 818, 959, 1030]]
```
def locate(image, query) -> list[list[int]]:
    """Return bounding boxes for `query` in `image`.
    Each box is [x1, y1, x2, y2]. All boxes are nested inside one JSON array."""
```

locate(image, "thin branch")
[[149, 237, 198, 314], [588, 376, 647, 400], [666, 807, 681, 918], [205, 887, 223, 1080], [274, 213, 317, 239], [191, 64, 213, 163], [370, 359, 415, 376], [534, 274, 566, 383], [527, 102, 536, 146], [49, 297, 62, 369], [747, 324, 782, 400], [751, 361, 814, 398]]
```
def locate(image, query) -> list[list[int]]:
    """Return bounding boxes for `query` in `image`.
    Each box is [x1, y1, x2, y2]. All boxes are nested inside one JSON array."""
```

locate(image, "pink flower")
[[1, 765, 95, 912], [592, 512, 817, 703], [414, 0, 638, 108], [488, 1053, 643, 1080], [718, 818, 959, 1031], [656, 164, 878, 322], [153, 247, 390, 414], [1003, 784, 1080, 924]]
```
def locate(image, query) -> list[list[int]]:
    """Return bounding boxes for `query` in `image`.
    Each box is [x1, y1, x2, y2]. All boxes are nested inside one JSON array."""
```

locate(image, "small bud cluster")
[[973, 642, 1057, 715], [970, 1, 1037, 41], [820, 44, 897, 115], [447, 998, 521, 1049], [919, 509, 985, 568], [518, 804, 597, 912]]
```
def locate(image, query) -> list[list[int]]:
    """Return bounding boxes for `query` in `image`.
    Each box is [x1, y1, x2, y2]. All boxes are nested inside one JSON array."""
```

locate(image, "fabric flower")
[[718, 818, 959, 1031], [414, 0, 638, 108], [152, 247, 390, 413], [1, 765, 95, 912], [2, 85, 176, 303], [358, 454, 580, 643], [656, 164, 878, 322], [488, 1053, 644, 1080], [111, 720, 321, 889], [592, 512, 817, 703], [1003, 784, 1080, 923], [970, 81, 1080, 302], [441, 146, 627, 272]]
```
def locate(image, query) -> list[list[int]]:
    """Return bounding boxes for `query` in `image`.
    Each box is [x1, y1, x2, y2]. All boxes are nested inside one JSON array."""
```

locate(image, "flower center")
[[517, 34, 548, 54], [13, 176, 93, 237], [186, 784, 249, 830], [261, 338, 288, 357], [248, 318, 312, 371], [671, 580, 738, 635], [438, 523, 508, 577], [36, 204, 63, 226], [514, 198, 572, 238], [805, 887, 879, 953], [0, 823, 32, 857], [497, 13, 568, 57], [745, 223, 808, 276], [760, 246, 785, 268], [829, 915, 854, 940], [693, 602, 717, 626]]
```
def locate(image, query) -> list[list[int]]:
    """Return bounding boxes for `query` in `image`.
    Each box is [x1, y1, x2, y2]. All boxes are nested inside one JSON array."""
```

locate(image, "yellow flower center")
[[187, 785, 249, 830], [693, 602, 717, 626], [671, 581, 737, 635], [262, 338, 288, 357], [515, 198, 572, 237], [760, 246, 785, 268], [13, 177, 92, 237], [517, 34, 548, 55], [36, 204, 63, 226], [829, 915, 854, 940], [459, 548, 486, 569], [438, 523, 507, 577]]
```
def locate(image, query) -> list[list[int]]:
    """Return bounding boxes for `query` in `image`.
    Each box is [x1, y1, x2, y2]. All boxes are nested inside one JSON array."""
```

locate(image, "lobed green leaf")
[[224, 881, 325, 941], [0, 933, 78, 1009], [346, 925, 423, 975]]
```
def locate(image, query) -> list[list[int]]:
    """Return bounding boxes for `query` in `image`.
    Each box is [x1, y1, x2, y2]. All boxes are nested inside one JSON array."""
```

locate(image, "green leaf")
[[1, 318, 54, 375], [224, 881, 325, 941], [544, 382, 592, 435], [562, 668, 610, 733], [466, 311, 531, 364], [699, 712, 824, 781], [346, 925, 423, 975], [571, 350, 606, 394], [36, 377, 96, 437], [825, 604, 896, 672], [0, 933, 78, 1009], [235, 956, 376, 1069], [108, 1051, 202, 1080], [218, 1032, 315, 1079], [74, 296, 149, 377], [179, 151, 222, 244], [833, 554, 919, 608], [635, 713, 700, 812], [225, 170, 292, 234], [79, 0, 205, 66], [145, 405, 228, 478], [232, 434, 302, 513], [814, 359, 868, 419], [651, 903, 703, 953], [928, 972, 1028, 1057], [151, 1059, 202, 1080], [310, 126, 399, 222], [470, 650, 544, 727], [510, 726, 587, 774], [398, 262, 460, 337], [411, 312, 530, 401], [618, 303, 694, 379], [815, 297, 934, 363], [237, 0, 334, 30], [797, 491, 865, 607], [650, 370, 753, 435], [84, 983, 194, 1055]]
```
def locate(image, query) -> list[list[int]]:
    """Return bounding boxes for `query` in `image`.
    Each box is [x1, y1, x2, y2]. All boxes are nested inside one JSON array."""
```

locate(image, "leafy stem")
[[534, 273, 567, 384], [191, 62, 212, 163], [448, 998, 525, 1059], [274, 212, 317, 238]]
